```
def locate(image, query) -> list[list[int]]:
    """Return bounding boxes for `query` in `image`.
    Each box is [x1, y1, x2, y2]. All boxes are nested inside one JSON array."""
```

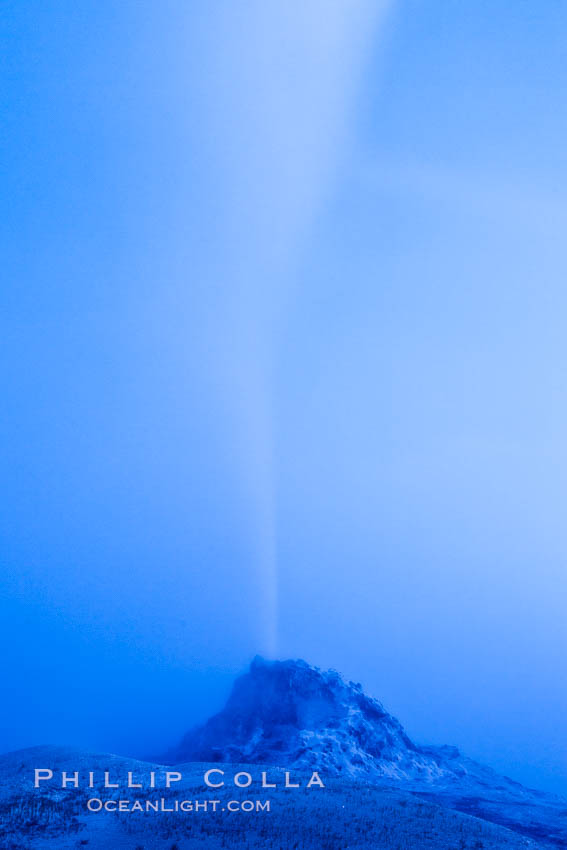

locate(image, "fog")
[[1, 0, 566, 794]]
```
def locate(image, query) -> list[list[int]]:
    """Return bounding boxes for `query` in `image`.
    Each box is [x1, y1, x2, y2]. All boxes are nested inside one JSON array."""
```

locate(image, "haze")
[[1, 1, 566, 794]]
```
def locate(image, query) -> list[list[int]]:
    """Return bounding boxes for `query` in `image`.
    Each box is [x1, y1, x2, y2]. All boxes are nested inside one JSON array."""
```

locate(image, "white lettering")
[[34, 769, 53, 787], [165, 772, 182, 788], [204, 768, 225, 788]]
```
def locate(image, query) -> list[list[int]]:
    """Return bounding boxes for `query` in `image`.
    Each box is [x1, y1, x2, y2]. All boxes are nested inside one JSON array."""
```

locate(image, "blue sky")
[[1, 1, 566, 793]]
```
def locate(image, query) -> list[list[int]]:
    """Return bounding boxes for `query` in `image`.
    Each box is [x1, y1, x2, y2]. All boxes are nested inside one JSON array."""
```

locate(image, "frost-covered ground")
[[2, 661, 566, 848], [163, 657, 567, 848], [0, 747, 554, 850]]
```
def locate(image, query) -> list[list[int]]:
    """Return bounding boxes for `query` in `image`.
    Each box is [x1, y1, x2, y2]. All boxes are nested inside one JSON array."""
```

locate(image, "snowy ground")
[[0, 747, 557, 850]]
